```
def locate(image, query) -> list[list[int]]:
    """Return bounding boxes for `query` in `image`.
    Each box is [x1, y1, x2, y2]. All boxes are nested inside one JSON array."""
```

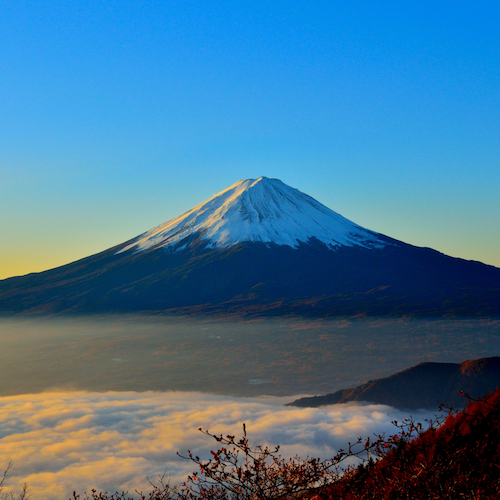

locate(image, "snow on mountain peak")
[[118, 177, 386, 254]]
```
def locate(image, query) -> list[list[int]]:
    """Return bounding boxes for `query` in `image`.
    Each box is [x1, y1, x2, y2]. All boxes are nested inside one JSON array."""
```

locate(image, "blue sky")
[[1, 0, 499, 279]]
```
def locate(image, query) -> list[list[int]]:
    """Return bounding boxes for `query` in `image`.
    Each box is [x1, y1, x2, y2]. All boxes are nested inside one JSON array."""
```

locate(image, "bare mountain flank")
[[288, 356, 500, 409]]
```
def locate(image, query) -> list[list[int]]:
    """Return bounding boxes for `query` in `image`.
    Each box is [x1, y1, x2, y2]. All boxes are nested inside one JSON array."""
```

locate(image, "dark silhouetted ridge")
[[288, 356, 500, 409]]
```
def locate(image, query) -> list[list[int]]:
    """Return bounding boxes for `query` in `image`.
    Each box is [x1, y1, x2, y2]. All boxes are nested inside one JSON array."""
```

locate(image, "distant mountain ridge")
[[0, 177, 499, 316], [287, 357, 500, 409]]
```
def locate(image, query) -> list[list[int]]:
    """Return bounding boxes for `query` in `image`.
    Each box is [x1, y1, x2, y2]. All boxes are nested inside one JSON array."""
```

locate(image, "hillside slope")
[[307, 389, 500, 499], [289, 356, 500, 409]]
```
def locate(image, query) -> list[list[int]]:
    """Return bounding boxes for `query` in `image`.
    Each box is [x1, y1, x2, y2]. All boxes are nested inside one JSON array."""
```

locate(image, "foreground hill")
[[288, 356, 500, 409], [305, 389, 500, 500], [1, 177, 499, 317]]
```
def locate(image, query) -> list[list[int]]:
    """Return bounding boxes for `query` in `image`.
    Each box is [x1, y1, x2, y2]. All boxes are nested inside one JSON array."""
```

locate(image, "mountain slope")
[[288, 357, 500, 409], [0, 177, 499, 316]]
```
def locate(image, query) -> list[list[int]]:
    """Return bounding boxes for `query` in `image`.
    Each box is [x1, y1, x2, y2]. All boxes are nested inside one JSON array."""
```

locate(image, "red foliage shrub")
[[311, 389, 500, 499]]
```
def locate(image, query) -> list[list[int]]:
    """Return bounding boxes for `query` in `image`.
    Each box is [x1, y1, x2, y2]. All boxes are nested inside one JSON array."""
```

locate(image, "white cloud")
[[0, 392, 436, 500]]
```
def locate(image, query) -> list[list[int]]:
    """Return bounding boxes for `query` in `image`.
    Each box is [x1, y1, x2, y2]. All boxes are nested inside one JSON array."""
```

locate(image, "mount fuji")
[[1, 177, 499, 316]]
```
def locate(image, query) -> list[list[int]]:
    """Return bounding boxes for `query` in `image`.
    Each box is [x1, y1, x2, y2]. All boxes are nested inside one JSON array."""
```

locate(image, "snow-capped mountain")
[[118, 177, 385, 253], [0, 177, 499, 317]]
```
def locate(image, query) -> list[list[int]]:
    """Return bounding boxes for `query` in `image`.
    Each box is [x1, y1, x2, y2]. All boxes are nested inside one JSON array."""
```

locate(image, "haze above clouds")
[[0, 391, 437, 500], [1, 316, 499, 398]]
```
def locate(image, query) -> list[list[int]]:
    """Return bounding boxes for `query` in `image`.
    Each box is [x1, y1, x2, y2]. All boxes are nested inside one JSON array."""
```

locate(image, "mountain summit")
[[0, 177, 499, 316], [118, 177, 385, 254]]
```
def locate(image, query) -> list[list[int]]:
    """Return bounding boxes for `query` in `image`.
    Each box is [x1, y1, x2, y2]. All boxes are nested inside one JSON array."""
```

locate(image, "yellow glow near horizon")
[[1, 235, 499, 282]]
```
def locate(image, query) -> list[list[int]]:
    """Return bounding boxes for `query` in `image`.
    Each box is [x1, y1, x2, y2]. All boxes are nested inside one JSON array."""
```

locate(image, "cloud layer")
[[0, 391, 437, 499]]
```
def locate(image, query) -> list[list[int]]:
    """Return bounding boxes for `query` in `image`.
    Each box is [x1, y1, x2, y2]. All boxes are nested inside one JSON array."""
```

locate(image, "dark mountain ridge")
[[288, 356, 500, 409]]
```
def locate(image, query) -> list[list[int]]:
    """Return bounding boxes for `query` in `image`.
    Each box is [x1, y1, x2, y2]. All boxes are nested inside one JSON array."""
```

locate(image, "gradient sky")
[[1, 0, 499, 279]]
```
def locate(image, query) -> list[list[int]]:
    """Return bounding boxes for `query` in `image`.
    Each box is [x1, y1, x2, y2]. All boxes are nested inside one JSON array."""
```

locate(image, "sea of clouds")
[[0, 391, 438, 500]]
